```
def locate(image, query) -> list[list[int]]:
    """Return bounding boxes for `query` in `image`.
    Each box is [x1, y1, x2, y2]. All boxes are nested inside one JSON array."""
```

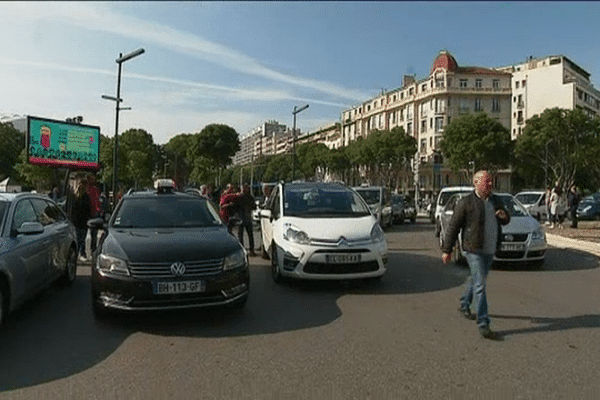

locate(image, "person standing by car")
[[68, 175, 93, 262], [237, 184, 256, 256], [549, 185, 566, 229], [441, 170, 510, 340], [219, 184, 243, 234], [568, 184, 581, 228], [87, 173, 102, 257]]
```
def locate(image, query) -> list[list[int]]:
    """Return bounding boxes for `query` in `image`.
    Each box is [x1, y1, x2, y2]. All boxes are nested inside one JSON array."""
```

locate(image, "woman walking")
[[69, 176, 93, 262]]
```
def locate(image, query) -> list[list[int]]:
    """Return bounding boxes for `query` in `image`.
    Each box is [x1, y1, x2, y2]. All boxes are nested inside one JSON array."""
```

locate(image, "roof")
[[430, 50, 458, 74]]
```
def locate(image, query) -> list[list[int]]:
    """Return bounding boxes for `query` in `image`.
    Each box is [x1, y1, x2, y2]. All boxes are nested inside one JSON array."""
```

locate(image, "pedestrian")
[[441, 170, 510, 340], [237, 184, 256, 256], [68, 175, 93, 262], [567, 184, 581, 228], [50, 184, 60, 202], [549, 185, 566, 229], [87, 173, 102, 256], [544, 186, 553, 224], [219, 184, 243, 234]]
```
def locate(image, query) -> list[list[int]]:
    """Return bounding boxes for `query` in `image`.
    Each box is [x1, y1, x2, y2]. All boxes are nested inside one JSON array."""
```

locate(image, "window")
[[407, 123, 412, 135], [420, 139, 427, 153], [492, 98, 500, 112], [493, 79, 499, 89], [430, 118, 433, 129], [422, 84, 427, 92], [515, 81, 520, 89], [459, 99, 469, 113], [421, 119, 427, 132], [475, 79, 482, 88], [460, 79, 468, 88], [435, 117, 444, 131], [12, 199, 37, 234], [391, 112, 396, 124], [522, 80, 526, 87], [409, 88, 414, 96], [474, 98, 482, 111], [448, 116, 452, 125]]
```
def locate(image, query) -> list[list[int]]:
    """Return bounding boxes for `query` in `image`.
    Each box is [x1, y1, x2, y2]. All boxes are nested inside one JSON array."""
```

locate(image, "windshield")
[[495, 195, 529, 217], [392, 196, 403, 205], [113, 197, 222, 228], [284, 186, 371, 217], [354, 189, 381, 205], [515, 193, 542, 205], [581, 194, 600, 204], [438, 190, 472, 206]]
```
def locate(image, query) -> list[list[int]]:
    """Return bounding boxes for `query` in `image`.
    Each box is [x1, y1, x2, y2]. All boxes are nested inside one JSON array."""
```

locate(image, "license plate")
[[153, 280, 205, 294], [501, 243, 525, 252], [326, 254, 361, 264]]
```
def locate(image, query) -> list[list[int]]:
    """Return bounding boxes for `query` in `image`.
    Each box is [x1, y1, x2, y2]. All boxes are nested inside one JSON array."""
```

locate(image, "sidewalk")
[[545, 220, 600, 258]]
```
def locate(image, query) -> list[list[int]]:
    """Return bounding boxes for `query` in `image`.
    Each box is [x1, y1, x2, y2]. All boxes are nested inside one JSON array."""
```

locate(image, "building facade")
[[233, 120, 294, 166]]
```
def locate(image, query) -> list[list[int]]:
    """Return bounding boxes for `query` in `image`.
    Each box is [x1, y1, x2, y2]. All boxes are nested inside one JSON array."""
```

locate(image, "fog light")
[[222, 283, 248, 298]]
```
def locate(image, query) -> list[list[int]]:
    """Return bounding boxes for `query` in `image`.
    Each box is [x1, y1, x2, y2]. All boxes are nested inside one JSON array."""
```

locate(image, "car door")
[[260, 186, 279, 252], [7, 198, 50, 293]]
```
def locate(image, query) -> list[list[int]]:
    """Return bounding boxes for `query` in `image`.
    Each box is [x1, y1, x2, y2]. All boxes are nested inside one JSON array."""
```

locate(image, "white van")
[[433, 186, 473, 237], [515, 190, 547, 220]]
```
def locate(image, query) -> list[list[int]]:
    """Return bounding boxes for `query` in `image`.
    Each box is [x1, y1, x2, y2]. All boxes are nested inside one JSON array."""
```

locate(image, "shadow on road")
[[492, 247, 599, 272], [490, 313, 600, 339], [0, 250, 462, 391]]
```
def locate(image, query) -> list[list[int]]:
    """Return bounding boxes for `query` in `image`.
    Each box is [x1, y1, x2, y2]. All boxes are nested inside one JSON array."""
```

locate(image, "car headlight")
[[223, 249, 246, 271], [97, 254, 130, 276], [283, 225, 310, 245], [582, 205, 592, 212], [371, 223, 385, 243], [531, 228, 545, 241]]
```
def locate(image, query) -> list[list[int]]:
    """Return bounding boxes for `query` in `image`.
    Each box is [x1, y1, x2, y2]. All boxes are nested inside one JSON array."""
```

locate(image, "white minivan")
[[433, 186, 474, 237]]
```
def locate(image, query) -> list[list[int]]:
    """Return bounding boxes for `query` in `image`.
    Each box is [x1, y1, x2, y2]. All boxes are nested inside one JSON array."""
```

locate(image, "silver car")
[[439, 192, 547, 268], [0, 192, 78, 325]]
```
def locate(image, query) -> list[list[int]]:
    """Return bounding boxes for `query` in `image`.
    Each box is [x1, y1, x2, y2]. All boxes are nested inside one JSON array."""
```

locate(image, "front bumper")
[[494, 235, 547, 263]]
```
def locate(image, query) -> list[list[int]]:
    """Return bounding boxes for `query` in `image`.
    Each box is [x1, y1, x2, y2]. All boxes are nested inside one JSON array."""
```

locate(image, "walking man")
[[441, 170, 510, 339], [237, 184, 256, 256]]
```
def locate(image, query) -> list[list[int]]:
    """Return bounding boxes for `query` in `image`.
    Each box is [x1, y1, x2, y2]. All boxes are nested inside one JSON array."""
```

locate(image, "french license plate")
[[501, 243, 525, 252], [326, 254, 361, 264], [153, 280, 205, 294]]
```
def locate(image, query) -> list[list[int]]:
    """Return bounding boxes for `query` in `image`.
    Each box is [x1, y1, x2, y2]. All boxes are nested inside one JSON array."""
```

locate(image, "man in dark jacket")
[[441, 170, 510, 339], [567, 185, 581, 228], [237, 184, 256, 256]]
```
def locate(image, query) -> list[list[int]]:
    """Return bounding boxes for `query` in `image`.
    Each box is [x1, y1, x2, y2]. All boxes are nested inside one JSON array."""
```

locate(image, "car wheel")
[[271, 245, 283, 284], [60, 246, 78, 286]]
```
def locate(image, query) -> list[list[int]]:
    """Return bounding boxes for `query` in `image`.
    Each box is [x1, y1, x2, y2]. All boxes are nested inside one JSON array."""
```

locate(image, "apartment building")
[[296, 123, 342, 149], [233, 120, 295, 166], [497, 55, 600, 140]]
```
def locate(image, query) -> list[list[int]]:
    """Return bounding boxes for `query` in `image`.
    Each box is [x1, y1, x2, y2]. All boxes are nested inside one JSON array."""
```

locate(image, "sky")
[[0, 2, 599, 145]]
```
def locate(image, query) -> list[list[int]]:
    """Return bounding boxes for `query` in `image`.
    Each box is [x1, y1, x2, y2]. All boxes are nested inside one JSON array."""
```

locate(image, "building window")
[[460, 79, 468, 88], [409, 88, 414, 96], [435, 117, 444, 132], [515, 81, 520, 89], [422, 84, 427, 92], [421, 119, 427, 132], [522, 80, 526, 87], [401, 92, 404, 99], [420, 139, 427, 153], [459, 100, 469, 113], [407, 123, 413, 135], [448, 116, 452, 125], [430, 118, 433, 129], [493, 79, 499, 89], [474, 98, 482, 111], [492, 98, 500, 112], [475, 79, 482, 88]]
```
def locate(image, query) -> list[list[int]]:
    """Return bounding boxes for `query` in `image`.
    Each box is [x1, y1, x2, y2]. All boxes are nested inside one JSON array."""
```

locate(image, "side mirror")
[[17, 222, 44, 235], [87, 217, 106, 229], [260, 209, 272, 219]]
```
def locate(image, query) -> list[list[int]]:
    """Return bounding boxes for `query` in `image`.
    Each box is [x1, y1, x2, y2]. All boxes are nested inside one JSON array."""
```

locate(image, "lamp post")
[[291, 104, 309, 181], [102, 48, 144, 205]]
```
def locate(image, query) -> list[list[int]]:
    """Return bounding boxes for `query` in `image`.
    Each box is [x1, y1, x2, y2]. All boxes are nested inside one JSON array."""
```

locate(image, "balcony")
[[517, 117, 524, 125], [517, 101, 525, 109]]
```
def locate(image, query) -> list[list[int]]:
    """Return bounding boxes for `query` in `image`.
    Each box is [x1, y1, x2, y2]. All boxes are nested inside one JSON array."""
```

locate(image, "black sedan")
[[89, 180, 249, 317]]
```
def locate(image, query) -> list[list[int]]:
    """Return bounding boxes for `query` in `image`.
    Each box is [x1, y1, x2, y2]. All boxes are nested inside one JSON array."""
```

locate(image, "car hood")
[[102, 226, 242, 262], [281, 216, 376, 240], [502, 216, 541, 234]]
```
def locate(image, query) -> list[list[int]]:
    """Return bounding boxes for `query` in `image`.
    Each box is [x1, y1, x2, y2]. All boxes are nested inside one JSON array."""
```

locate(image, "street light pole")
[[291, 104, 309, 181], [104, 48, 144, 206]]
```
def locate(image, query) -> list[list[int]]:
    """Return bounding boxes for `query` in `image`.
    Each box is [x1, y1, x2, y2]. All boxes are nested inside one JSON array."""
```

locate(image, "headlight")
[[97, 254, 130, 276], [371, 223, 385, 243], [531, 228, 545, 241], [283, 225, 310, 245], [223, 249, 246, 271], [583, 205, 592, 212]]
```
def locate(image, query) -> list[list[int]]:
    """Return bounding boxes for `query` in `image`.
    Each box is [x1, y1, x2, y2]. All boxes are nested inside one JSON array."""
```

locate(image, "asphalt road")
[[1, 220, 599, 399]]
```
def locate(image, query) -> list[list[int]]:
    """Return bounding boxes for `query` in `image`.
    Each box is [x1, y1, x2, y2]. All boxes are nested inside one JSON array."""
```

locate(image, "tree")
[[514, 107, 600, 190], [191, 124, 240, 169], [440, 112, 512, 179], [0, 122, 25, 180], [118, 128, 156, 189]]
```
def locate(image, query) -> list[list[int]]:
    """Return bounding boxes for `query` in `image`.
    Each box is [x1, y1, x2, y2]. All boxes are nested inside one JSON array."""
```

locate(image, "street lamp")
[[102, 48, 144, 205], [291, 104, 309, 181]]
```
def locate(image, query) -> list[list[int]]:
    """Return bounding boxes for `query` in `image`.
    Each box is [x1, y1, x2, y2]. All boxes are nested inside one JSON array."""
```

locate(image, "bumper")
[[91, 267, 250, 311], [274, 241, 388, 280], [494, 239, 547, 263]]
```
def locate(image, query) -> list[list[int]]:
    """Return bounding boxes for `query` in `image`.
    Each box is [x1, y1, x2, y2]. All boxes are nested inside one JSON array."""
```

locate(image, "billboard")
[[27, 116, 101, 170]]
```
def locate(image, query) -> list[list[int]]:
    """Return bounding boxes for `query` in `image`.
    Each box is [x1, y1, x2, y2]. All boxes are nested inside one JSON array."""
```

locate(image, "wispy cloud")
[[6, 3, 369, 102]]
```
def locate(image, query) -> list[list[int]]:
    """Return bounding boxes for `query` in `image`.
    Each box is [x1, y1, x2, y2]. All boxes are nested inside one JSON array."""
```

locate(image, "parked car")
[[576, 193, 600, 220], [433, 186, 474, 237], [392, 194, 417, 224], [259, 182, 388, 283], [0, 192, 78, 325], [403, 196, 417, 223], [89, 179, 249, 317], [352, 185, 393, 228], [438, 192, 547, 268], [515, 190, 547, 220]]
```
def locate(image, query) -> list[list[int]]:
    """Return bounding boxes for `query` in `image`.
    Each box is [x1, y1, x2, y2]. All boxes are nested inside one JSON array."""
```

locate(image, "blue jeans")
[[461, 251, 494, 328]]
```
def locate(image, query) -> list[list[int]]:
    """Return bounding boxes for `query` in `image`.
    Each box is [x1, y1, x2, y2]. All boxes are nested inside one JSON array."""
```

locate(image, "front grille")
[[496, 251, 526, 259], [501, 233, 528, 242], [313, 249, 369, 254], [303, 261, 379, 275], [128, 259, 223, 279]]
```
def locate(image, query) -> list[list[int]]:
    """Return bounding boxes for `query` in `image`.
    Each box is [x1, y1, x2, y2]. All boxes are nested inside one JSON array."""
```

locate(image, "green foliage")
[[14, 149, 54, 191], [190, 124, 240, 169], [514, 107, 600, 190], [0, 122, 25, 180], [440, 112, 512, 175], [117, 129, 156, 189]]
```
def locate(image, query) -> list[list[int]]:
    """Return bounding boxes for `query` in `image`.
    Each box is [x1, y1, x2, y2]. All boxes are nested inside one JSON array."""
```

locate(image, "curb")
[[546, 233, 600, 258]]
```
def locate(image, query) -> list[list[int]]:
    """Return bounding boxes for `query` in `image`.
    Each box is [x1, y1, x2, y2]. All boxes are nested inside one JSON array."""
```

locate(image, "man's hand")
[[442, 253, 452, 265]]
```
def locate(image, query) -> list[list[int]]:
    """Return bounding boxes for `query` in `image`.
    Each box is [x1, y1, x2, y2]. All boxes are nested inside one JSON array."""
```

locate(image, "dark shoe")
[[459, 307, 476, 320], [249, 251, 257, 257], [478, 325, 497, 339]]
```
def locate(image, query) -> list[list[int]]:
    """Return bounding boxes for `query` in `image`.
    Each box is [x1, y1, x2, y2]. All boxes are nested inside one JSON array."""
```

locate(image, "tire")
[[271, 245, 283, 284], [60, 246, 78, 286]]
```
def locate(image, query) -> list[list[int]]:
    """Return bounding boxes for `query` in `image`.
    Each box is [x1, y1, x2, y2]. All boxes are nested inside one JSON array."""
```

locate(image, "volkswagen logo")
[[170, 262, 186, 276]]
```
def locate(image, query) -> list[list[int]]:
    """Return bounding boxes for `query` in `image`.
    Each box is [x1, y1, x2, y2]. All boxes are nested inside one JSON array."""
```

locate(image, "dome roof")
[[430, 50, 458, 74]]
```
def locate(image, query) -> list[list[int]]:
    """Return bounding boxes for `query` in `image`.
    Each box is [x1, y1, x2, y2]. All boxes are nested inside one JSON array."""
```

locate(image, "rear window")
[[113, 196, 222, 228], [438, 190, 472, 206], [515, 193, 543, 205], [355, 189, 381, 205]]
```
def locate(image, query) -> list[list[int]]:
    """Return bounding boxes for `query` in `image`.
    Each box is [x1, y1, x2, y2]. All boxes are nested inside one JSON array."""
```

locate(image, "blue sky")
[[0, 2, 598, 145]]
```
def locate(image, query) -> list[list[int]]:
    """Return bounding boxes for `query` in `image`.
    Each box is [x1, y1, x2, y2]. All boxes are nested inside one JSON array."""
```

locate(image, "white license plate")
[[326, 254, 361, 264], [153, 280, 205, 294], [501, 243, 525, 252]]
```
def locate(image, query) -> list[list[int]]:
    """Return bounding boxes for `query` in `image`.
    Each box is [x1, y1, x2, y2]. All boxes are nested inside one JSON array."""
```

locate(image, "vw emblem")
[[170, 262, 186, 276], [505, 234, 514, 242]]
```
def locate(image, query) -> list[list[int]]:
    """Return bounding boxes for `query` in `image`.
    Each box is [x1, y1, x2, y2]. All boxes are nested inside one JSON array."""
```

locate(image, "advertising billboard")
[[27, 116, 101, 170]]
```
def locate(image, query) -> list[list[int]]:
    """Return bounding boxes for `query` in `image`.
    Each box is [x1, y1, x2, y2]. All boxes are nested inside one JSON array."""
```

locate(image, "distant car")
[[439, 192, 547, 268], [0, 192, 78, 325], [434, 186, 474, 237], [392, 194, 416, 224], [352, 185, 393, 228], [403, 196, 417, 223], [89, 179, 249, 317], [577, 193, 600, 220], [515, 190, 547, 220], [259, 182, 388, 283]]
